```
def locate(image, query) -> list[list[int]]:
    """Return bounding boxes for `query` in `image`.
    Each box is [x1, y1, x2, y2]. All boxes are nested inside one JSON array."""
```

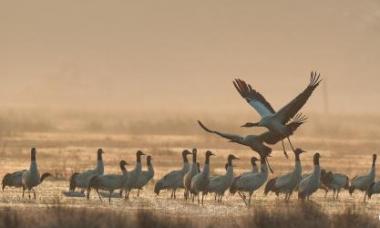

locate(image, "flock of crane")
[[2, 72, 380, 206]]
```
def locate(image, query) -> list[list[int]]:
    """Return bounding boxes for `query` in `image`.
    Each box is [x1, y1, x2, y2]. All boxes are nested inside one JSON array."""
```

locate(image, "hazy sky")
[[1, 0, 380, 114]]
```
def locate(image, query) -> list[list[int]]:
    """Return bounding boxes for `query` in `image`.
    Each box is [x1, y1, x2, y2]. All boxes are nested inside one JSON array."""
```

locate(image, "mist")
[[1, 0, 380, 114]]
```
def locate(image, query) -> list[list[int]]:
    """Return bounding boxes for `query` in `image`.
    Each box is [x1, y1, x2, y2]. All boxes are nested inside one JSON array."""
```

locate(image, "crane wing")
[[233, 78, 275, 117], [275, 72, 321, 124], [198, 121, 243, 143], [298, 175, 311, 193], [259, 113, 307, 145], [275, 172, 293, 189]]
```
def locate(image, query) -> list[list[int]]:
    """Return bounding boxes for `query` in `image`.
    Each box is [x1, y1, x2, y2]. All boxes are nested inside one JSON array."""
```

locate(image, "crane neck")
[[30, 160, 38, 173], [205, 155, 211, 165], [295, 153, 300, 161], [120, 163, 126, 172], [294, 153, 301, 170], [136, 154, 142, 163], [313, 157, 319, 166], [135, 161, 142, 169], [147, 161, 154, 172], [313, 164, 321, 176], [183, 153, 189, 163], [192, 153, 197, 163], [202, 163, 210, 176], [294, 160, 302, 176], [31, 152, 36, 162], [227, 158, 233, 167], [226, 165, 233, 176], [260, 157, 268, 173], [96, 160, 104, 175]]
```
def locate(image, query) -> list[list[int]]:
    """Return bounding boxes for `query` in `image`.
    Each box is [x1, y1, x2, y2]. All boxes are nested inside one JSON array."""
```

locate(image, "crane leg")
[[33, 189, 36, 199], [22, 186, 25, 198], [332, 189, 336, 200], [281, 140, 289, 159], [238, 192, 248, 206], [363, 192, 367, 203], [109, 190, 113, 204], [184, 190, 187, 200], [287, 137, 295, 151], [124, 190, 130, 200], [96, 189, 102, 201], [289, 191, 293, 200], [336, 190, 340, 200], [248, 192, 253, 207], [87, 188, 91, 200]]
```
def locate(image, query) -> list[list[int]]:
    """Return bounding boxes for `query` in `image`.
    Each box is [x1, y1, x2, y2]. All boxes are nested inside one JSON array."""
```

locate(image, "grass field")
[[1, 112, 380, 227]]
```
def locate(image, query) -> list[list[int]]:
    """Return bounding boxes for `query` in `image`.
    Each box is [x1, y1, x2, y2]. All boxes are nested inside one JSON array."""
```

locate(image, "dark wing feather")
[[285, 113, 307, 133], [197, 120, 243, 142], [259, 113, 307, 145], [275, 72, 321, 124], [233, 78, 275, 116]]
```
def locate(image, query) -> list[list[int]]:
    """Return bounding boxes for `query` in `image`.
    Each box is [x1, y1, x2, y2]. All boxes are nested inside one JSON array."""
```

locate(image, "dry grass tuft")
[[0, 202, 378, 228]]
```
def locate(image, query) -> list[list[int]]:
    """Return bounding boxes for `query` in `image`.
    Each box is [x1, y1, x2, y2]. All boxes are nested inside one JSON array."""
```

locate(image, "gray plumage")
[[2, 170, 26, 191], [69, 148, 104, 193], [87, 160, 128, 203], [298, 153, 321, 200], [190, 150, 215, 204], [154, 150, 191, 198], [206, 154, 238, 202], [21, 148, 52, 199], [123, 150, 145, 199], [183, 148, 199, 200], [135, 156, 154, 196], [349, 154, 376, 202]]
